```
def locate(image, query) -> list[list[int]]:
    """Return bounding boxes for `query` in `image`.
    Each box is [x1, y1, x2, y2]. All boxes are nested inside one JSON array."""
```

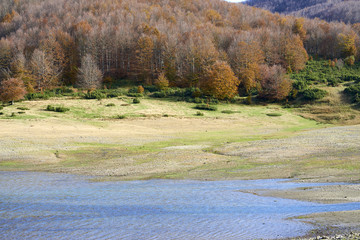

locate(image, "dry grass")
[[0, 96, 359, 182], [296, 86, 360, 125]]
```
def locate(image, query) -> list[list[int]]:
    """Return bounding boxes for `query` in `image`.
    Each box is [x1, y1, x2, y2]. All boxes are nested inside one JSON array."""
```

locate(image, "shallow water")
[[0, 172, 359, 240]]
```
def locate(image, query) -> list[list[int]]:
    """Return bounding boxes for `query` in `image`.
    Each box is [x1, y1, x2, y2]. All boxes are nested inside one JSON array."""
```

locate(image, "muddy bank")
[[242, 184, 360, 204]]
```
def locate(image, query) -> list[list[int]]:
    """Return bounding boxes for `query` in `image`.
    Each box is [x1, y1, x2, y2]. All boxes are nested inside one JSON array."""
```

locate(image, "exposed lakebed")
[[0, 172, 359, 239]]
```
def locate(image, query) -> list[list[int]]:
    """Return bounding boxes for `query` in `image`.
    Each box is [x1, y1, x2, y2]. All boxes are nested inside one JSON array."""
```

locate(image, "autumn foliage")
[[201, 61, 239, 100], [258, 65, 292, 101], [0, 78, 27, 104], [0, 0, 358, 101]]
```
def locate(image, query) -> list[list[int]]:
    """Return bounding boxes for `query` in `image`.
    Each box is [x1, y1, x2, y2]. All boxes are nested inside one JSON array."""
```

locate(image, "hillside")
[[245, 0, 360, 24], [0, 0, 359, 104]]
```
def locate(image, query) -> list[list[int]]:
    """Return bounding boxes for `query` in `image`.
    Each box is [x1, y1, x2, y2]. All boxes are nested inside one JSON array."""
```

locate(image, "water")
[[0, 172, 359, 240]]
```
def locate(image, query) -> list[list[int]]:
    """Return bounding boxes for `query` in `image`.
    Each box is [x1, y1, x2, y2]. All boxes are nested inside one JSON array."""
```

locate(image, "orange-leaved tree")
[[0, 78, 27, 104], [229, 40, 264, 94], [201, 61, 239, 100], [284, 35, 308, 72]]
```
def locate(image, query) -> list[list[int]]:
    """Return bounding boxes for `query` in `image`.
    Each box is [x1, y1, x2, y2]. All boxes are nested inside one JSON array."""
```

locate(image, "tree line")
[[0, 0, 359, 102]]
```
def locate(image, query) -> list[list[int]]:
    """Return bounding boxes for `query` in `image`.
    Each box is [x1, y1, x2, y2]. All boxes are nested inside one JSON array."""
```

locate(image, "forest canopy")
[[0, 0, 359, 100]]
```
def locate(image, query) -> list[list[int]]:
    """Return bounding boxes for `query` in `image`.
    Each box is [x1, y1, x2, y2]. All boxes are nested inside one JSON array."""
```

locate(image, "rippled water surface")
[[0, 172, 359, 240]]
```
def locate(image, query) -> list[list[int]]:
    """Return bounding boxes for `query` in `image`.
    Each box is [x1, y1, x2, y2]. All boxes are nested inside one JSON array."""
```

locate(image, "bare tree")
[[77, 54, 102, 90]]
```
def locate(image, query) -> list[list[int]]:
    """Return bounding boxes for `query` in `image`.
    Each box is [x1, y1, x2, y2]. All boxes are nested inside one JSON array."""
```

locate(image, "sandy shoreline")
[[240, 184, 360, 239]]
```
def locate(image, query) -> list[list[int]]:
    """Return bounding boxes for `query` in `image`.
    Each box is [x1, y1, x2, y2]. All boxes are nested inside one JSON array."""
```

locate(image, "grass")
[[0, 85, 359, 182]]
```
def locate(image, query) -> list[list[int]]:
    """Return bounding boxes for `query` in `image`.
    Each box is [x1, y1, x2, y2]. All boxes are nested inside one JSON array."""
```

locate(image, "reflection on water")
[[0, 172, 359, 240]]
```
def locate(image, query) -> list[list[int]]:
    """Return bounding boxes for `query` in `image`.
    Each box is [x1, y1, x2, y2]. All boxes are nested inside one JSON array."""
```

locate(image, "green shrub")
[[344, 83, 360, 103], [10, 113, 16, 117], [194, 104, 217, 111], [163, 114, 169, 117], [195, 111, 204, 116], [302, 88, 327, 101], [46, 105, 70, 113], [0, 106, 3, 110], [128, 87, 139, 94], [0, 112, 3, 115], [127, 93, 143, 98], [143, 85, 158, 93], [17, 107, 30, 110], [105, 89, 126, 98], [115, 115, 126, 119], [105, 103, 115, 107], [18, 111, 25, 114], [266, 113, 282, 117], [25, 92, 50, 100], [151, 91, 167, 98], [46, 105, 55, 111], [83, 91, 106, 100], [293, 80, 309, 91], [221, 110, 241, 114], [133, 98, 140, 104]]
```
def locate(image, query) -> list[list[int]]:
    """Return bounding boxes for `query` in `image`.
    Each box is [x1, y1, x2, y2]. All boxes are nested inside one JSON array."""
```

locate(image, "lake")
[[0, 172, 359, 239]]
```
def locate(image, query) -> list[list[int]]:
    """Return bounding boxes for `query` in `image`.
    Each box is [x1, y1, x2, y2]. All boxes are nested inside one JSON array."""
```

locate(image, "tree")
[[284, 35, 308, 72], [135, 36, 154, 84], [292, 18, 307, 41], [30, 49, 59, 91], [77, 54, 102, 90], [201, 61, 239, 100], [0, 78, 27, 104], [258, 65, 292, 101], [229, 40, 264, 94], [154, 72, 169, 90], [10, 52, 36, 93], [338, 32, 358, 58]]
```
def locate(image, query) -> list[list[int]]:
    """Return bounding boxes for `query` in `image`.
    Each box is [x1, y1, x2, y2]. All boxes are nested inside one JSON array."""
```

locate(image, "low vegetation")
[[46, 105, 70, 113]]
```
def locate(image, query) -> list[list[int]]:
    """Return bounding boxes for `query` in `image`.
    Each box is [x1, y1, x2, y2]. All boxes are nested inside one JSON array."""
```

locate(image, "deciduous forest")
[[0, 0, 359, 101]]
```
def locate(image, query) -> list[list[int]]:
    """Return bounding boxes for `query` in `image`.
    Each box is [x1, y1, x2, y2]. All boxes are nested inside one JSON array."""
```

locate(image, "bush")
[[46, 105, 70, 113], [17, 107, 30, 110], [195, 111, 204, 116], [127, 92, 143, 98], [18, 111, 25, 114], [105, 103, 115, 107], [143, 85, 158, 93], [302, 88, 327, 101], [115, 115, 126, 119], [194, 104, 217, 111], [133, 98, 140, 104], [221, 110, 240, 114], [105, 89, 126, 98], [266, 113, 282, 117], [25, 92, 50, 100], [344, 83, 360, 103], [83, 91, 106, 100], [151, 91, 167, 98], [128, 86, 139, 94], [0, 106, 3, 110], [342, 74, 360, 83], [0, 112, 3, 115]]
